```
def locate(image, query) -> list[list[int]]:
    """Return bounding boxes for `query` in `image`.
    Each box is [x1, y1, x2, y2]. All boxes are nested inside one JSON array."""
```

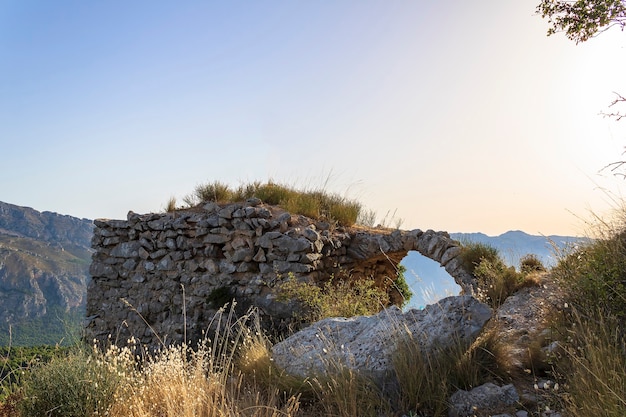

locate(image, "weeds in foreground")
[[554, 229, 626, 325], [554, 311, 626, 417], [392, 325, 510, 417], [18, 346, 123, 417], [13, 307, 302, 417], [547, 207, 626, 416], [107, 341, 299, 417], [2, 302, 556, 417], [309, 365, 388, 417]]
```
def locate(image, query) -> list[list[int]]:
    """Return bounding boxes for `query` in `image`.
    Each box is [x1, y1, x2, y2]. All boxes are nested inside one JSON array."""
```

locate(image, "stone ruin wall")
[[86, 199, 475, 347]]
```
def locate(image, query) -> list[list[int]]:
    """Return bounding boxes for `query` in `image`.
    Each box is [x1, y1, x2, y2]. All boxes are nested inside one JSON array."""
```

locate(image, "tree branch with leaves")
[[537, 0, 626, 43]]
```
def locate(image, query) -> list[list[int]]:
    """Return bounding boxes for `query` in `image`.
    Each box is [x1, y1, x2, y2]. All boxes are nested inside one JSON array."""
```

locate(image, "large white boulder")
[[271, 295, 492, 387]]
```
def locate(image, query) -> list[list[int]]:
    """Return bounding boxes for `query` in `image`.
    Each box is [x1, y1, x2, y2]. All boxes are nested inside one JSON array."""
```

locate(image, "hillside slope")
[[0, 202, 93, 345]]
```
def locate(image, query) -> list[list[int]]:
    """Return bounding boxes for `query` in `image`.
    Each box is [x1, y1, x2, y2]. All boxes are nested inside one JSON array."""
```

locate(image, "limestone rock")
[[448, 382, 519, 417], [271, 295, 491, 388], [491, 273, 565, 371]]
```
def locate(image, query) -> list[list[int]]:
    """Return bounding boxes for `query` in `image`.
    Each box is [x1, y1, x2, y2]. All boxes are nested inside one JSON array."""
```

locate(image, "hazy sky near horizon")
[[3, 1, 626, 236]]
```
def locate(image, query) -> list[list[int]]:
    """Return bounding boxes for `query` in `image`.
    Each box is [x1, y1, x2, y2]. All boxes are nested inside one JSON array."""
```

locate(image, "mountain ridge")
[[0, 201, 93, 345]]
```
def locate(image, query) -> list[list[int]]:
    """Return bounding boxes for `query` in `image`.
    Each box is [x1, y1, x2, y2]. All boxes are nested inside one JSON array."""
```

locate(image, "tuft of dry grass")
[[309, 366, 389, 417], [175, 179, 364, 227], [545, 205, 626, 417], [553, 310, 626, 417], [164, 196, 177, 212], [391, 322, 514, 417], [106, 307, 302, 417]]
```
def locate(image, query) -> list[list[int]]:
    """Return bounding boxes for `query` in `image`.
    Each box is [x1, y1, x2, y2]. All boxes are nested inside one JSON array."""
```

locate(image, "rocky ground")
[[432, 272, 568, 417], [272, 271, 569, 417]]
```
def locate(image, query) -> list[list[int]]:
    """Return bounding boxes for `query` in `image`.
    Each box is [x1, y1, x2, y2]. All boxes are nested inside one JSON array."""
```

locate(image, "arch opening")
[[400, 250, 462, 310]]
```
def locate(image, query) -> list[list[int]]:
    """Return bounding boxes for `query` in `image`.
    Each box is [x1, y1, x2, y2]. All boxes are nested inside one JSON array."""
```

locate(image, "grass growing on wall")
[[169, 180, 370, 227]]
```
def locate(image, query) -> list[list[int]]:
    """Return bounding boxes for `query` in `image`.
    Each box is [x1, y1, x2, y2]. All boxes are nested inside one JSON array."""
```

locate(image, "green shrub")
[[392, 264, 413, 308], [460, 242, 542, 308], [554, 233, 626, 322], [278, 275, 389, 324], [519, 253, 546, 273], [283, 193, 321, 220], [459, 242, 500, 275], [473, 258, 523, 308], [233, 180, 263, 201], [19, 347, 124, 417], [0, 345, 68, 402], [327, 198, 360, 227]]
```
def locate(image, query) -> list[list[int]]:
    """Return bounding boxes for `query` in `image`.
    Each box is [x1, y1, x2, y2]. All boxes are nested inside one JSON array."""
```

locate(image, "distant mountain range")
[[0, 201, 93, 345], [451, 231, 584, 268], [0, 201, 586, 344]]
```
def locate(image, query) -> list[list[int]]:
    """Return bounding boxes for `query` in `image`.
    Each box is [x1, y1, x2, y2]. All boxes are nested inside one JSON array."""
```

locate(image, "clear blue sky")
[[3, 1, 626, 236]]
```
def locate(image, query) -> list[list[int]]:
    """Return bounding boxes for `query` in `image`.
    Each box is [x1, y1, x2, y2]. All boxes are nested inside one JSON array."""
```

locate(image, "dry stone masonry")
[[86, 199, 475, 346]]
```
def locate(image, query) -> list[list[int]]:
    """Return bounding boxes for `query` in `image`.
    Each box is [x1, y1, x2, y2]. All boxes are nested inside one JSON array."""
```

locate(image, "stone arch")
[[86, 202, 476, 347], [339, 228, 475, 295]]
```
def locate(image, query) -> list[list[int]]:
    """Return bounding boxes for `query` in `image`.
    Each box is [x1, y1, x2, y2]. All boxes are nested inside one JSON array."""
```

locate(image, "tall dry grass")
[[107, 306, 300, 417], [555, 311, 626, 417], [548, 206, 626, 416]]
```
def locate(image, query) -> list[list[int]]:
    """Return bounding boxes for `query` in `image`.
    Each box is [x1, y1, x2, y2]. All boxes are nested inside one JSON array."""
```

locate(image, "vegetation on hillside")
[[2, 178, 626, 415], [459, 241, 544, 308], [0, 308, 83, 347], [0, 233, 90, 347], [0, 215, 625, 415], [548, 215, 626, 416], [0, 303, 516, 417]]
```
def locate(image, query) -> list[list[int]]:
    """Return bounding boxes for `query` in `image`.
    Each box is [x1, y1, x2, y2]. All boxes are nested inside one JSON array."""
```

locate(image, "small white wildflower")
[[554, 383, 559, 391], [534, 383, 539, 390], [543, 382, 550, 389]]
